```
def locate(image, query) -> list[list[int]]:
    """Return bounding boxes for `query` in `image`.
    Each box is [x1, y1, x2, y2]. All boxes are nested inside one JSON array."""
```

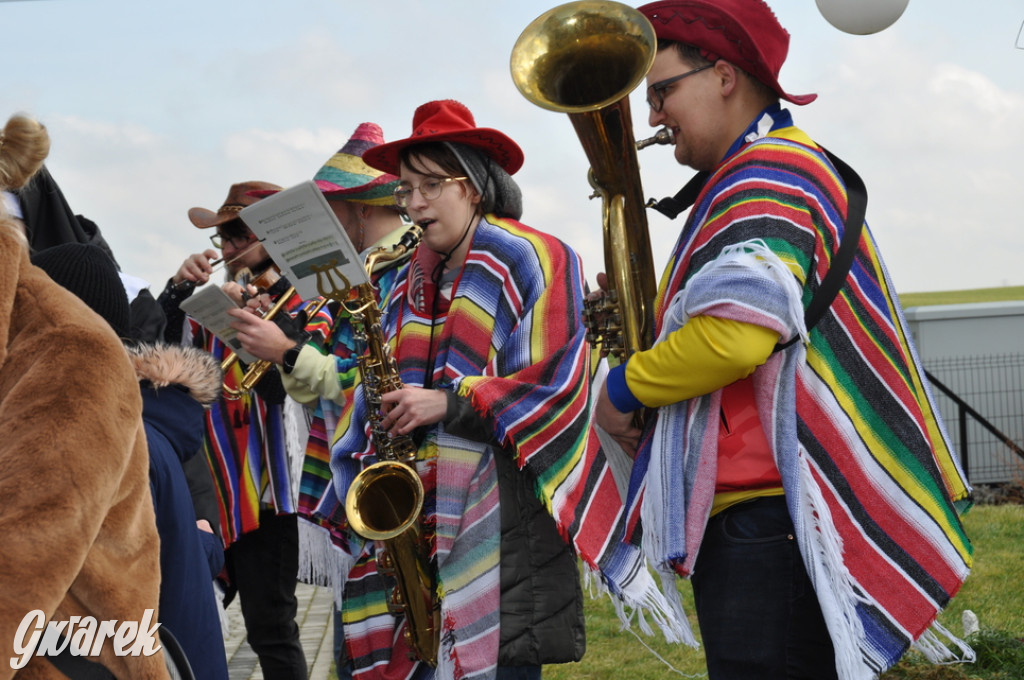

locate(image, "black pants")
[[691, 496, 838, 680], [226, 510, 307, 679]]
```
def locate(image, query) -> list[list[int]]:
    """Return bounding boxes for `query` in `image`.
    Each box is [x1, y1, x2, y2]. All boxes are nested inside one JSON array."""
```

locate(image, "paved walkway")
[[223, 582, 336, 680]]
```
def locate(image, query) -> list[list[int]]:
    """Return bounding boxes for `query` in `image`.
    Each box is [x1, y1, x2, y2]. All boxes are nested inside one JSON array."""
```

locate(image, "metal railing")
[[924, 354, 1024, 485]]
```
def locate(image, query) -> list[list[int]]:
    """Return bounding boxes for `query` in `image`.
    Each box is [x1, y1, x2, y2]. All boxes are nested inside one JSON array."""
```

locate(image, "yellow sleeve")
[[624, 315, 780, 407]]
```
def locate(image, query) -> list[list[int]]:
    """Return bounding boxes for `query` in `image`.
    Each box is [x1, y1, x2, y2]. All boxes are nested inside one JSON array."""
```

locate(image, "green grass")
[[898, 286, 1024, 309], [543, 504, 1024, 680]]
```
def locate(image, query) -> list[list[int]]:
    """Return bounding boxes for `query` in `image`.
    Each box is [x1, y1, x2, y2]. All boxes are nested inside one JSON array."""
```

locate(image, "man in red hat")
[[594, 1, 972, 679], [157, 182, 333, 680]]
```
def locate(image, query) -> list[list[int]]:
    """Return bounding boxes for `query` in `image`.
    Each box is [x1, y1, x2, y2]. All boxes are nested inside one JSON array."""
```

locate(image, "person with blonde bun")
[[0, 113, 49, 239], [0, 121, 169, 679]]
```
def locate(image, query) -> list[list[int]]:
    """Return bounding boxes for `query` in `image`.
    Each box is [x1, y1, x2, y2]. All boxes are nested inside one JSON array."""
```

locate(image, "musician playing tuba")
[[593, 2, 973, 679], [155, 180, 333, 678]]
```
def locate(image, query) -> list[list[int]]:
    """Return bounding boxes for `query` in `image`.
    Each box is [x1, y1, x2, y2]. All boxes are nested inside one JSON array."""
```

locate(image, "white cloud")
[[3, 0, 1022, 296]]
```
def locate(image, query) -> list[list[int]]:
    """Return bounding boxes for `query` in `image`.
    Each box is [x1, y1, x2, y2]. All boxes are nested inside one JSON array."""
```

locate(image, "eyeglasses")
[[209, 231, 256, 250], [393, 176, 469, 208], [646, 64, 714, 113]]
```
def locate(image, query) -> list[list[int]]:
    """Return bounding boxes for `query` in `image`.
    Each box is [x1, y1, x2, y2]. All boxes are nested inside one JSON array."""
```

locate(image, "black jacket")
[[446, 394, 586, 665]]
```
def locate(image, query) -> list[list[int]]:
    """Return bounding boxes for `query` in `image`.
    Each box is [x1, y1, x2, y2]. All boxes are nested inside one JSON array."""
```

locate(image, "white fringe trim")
[[582, 561, 698, 648], [297, 519, 355, 607], [658, 239, 808, 347], [912, 620, 976, 666], [283, 396, 311, 509], [795, 455, 873, 680]]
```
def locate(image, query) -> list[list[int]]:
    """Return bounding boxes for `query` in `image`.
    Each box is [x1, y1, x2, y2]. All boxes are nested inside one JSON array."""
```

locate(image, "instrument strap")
[[647, 170, 709, 220], [645, 147, 867, 353]]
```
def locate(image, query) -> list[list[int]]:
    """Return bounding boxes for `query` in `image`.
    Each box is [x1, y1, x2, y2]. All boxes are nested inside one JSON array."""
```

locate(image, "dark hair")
[[216, 217, 251, 240], [658, 39, 712, 68], [399, 142, 466, 179]]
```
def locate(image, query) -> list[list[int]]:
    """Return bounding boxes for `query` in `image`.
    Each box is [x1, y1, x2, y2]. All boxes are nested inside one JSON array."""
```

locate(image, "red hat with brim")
[[363, 99, 524, 176], [639, 0, 816, 106]]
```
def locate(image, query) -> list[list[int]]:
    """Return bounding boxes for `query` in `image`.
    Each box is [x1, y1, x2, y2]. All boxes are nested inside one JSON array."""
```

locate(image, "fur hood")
[[127, 343, 222, 407]]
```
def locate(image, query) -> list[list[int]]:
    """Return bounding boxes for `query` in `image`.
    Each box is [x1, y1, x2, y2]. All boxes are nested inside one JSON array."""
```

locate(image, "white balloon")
[[815, 0, 910, 35]]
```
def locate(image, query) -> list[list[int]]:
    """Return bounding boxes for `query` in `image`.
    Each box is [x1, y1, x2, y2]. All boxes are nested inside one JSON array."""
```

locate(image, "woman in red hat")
[[324, 100, 683, 680]]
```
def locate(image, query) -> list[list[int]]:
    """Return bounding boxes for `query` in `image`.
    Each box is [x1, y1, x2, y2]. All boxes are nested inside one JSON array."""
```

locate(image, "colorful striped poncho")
[[190, 283, 333, 546], [627, 126, 973, 679], [297, 260, 407, 587], [324, 215, 686, 680]]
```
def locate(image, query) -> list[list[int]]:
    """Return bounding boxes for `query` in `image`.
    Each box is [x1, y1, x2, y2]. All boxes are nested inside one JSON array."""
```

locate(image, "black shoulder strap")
[[647, 170, 710, 220], [645, 147, 867, 353], [773, 148, 866, 351]]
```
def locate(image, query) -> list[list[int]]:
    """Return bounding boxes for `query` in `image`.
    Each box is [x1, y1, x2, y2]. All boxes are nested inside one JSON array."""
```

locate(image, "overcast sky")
[[2, 0, 1022, 295]]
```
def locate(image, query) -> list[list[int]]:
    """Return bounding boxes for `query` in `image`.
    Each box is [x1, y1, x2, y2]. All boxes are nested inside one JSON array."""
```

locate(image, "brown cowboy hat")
[[187, 180, 282, 229]]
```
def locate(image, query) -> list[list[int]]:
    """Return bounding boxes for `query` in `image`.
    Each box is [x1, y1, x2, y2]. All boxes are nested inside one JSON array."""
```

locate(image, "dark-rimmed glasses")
[[393, 176, 469, 208], [209, 231, 256, 250], [646, 64, 714, 113]]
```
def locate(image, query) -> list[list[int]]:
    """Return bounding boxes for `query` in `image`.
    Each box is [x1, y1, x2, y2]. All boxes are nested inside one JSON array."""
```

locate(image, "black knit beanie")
[[31, 243, 130, 339], [444, 142, 523, 220]]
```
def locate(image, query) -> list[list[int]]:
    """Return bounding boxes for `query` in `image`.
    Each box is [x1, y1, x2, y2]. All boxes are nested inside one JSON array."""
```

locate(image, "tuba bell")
[[511, 0, 666, 364]]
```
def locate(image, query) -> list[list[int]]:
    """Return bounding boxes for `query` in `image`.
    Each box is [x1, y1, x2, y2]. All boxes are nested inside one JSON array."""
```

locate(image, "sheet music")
[[178, 284, 258, 364], [239, 180, 369, 302]]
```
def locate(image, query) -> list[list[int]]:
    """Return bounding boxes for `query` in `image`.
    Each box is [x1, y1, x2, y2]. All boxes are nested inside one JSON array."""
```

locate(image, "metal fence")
[[924, 354, 1024, 485]]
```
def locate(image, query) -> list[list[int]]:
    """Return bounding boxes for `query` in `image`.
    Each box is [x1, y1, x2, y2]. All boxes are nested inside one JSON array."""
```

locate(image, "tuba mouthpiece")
[[636, 127, 675, 150]]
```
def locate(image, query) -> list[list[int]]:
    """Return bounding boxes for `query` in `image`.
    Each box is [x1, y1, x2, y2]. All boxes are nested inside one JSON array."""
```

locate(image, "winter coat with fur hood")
[[130, 343, 227, 680], [0, 225, 168, 679]]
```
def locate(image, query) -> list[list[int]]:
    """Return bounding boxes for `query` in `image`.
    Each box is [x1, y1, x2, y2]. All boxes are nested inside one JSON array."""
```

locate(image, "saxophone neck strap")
[[646, 147, 867, 352]]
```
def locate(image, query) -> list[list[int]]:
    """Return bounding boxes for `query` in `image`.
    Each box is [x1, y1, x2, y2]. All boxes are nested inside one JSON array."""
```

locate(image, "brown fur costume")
[[0, 223, 168, 679]]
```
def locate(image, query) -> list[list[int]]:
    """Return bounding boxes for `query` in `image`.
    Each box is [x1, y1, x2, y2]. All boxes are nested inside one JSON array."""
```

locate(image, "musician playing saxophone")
[[322, 99, 676, 680], [155, 181, 333, 680], [226, 124, 414, 679]]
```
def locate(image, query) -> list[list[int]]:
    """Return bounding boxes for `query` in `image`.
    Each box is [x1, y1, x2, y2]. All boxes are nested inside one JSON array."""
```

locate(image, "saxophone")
[[341, 224, 440, 666]]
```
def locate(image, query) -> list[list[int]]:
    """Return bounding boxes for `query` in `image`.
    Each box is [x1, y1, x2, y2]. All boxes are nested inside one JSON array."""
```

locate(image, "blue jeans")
[[691, 496, 837, 680]]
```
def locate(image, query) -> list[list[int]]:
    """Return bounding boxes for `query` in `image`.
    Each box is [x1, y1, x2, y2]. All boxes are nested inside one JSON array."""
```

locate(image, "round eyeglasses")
[[646, 64, 714, 113], [393, 176, 469, 208]]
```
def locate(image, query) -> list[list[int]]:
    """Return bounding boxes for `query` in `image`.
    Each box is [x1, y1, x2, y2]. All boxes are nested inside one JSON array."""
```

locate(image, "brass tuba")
[[511, 0, 667, 363], [341, 224, 440, 666]]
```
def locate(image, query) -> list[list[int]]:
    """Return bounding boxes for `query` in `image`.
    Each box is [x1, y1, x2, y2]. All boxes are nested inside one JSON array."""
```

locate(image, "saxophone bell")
[[342, 224, 440, 666]]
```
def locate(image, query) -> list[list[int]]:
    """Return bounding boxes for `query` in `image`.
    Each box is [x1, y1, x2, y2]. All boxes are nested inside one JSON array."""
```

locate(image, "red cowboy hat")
[[639, 0, 816, 106], [363, 99, 524, 176]]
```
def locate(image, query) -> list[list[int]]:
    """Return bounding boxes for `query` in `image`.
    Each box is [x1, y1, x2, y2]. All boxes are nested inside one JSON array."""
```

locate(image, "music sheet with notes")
[[178, 284, 258, 364], [239, 180, 369, 302]]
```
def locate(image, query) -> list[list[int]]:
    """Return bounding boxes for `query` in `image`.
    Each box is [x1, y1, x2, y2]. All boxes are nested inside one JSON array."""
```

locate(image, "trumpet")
[[220, 264, 300, 400]]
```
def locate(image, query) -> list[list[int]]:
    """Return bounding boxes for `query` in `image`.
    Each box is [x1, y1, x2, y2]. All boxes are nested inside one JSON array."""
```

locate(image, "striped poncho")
[[296, 260, 407, 585], [190, 281, 333, 546], [628, 125, 973, 679], [325, 215, 685, 680]]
